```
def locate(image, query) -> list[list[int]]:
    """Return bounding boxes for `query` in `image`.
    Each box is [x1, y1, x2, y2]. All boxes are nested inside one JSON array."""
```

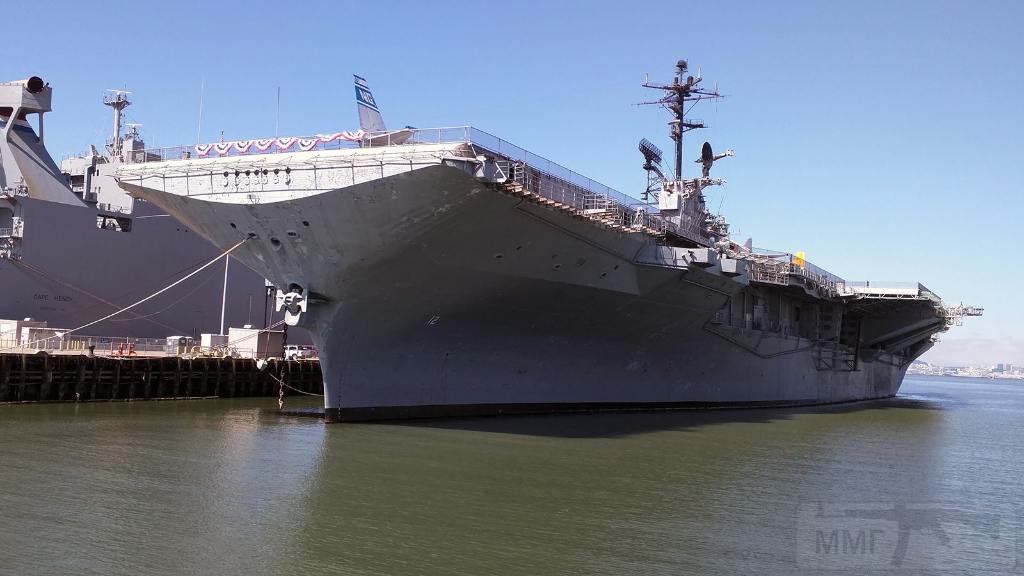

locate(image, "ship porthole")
[[553, 264, 562, 270], [229, 222, 237, 229], [270, 237, 282, 250], [494, 253, 503, 260], [600, 272, 608, 279], [301, 220, 310, 227], [287, 230, 298, 238]]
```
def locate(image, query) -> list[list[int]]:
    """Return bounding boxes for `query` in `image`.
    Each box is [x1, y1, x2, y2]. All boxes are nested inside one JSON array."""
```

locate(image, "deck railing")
[[128, 125, 705, 240], [125, 126, 866, 284], [127, 126, 647, 208], [746, 248, 846, 296]]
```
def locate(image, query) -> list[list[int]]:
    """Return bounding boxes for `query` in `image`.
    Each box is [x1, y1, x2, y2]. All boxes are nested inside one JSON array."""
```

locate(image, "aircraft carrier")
[[115, 61, 982, 421], [0, 76, 284, 345]]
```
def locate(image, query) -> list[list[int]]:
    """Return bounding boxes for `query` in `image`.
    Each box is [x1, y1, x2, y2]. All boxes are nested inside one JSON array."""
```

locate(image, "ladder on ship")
[[816, 314, 860, 371]]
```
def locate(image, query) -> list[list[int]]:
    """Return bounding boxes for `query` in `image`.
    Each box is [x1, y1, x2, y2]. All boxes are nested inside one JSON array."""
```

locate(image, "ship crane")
[[939, 303, 985, 327]]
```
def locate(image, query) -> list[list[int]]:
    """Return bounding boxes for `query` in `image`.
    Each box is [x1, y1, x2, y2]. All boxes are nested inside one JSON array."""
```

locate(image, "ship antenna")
[[103, 88, 132, 157], [274, 86, 280, 138], [638, 59, 722, 181], [638, 138, 665, 203], [196, 77, 205, 145]]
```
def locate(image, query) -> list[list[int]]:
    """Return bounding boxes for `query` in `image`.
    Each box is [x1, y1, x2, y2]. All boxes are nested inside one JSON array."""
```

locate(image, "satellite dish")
[[701, 141, 713, 164]]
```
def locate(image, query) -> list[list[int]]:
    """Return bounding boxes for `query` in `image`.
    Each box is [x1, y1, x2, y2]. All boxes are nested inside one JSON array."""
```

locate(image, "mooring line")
[[265, 369, 323, 397], [1, 237, 250, 352]]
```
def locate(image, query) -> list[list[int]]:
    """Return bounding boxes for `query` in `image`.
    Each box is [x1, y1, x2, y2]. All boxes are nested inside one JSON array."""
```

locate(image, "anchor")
[[275, 283, 308, 326]]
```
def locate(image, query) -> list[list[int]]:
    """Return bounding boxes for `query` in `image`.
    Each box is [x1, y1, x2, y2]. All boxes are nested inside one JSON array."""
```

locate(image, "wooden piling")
[[0, 354, 9, 400], [0, 353, 321, 404]]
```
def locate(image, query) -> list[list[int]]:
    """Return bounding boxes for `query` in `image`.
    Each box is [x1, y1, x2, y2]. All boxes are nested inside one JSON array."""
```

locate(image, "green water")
[[1, 377, 1021, 575]]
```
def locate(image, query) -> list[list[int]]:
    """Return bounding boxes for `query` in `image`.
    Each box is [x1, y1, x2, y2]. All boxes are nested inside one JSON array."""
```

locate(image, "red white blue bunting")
[[275, 137, 297, 151], [316, 130, 364, 143], [193, 130, 367, 157]]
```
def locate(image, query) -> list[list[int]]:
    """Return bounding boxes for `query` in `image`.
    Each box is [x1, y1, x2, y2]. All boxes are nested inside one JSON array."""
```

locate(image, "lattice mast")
[[640, 59, 722, 181]]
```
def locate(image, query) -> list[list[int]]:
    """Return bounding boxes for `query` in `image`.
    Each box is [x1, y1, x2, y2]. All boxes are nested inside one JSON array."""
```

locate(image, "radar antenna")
[[638, 59, 723, 181], [638, 138, 665, 202], [696, 141, 734, 179], [636, 59, 736, 246], [102, 89, 132, 157]]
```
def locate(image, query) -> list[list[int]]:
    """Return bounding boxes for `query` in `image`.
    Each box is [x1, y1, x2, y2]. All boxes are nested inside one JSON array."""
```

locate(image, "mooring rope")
[[1, 237, 250, 352], [11, 259, 182, 334], [264, 369, 323, 397]]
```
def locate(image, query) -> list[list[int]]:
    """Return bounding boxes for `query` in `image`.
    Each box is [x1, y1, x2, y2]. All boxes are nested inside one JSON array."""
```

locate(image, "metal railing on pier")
[[0, 334, 173, 356]]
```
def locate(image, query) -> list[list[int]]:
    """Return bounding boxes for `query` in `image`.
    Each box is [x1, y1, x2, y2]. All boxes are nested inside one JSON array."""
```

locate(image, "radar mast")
[[103, 89, 132, 157], [639, 59, 722, 182]]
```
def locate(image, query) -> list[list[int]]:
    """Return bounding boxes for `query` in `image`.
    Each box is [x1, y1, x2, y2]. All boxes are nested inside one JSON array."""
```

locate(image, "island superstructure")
[[115, 62, 982, 421]]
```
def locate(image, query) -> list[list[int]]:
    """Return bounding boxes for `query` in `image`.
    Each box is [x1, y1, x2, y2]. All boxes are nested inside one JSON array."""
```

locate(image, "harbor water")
[[1, 375, 1021, 575]]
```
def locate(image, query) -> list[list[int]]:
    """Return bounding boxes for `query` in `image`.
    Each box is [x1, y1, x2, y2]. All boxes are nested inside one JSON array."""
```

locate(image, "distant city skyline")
[[8, 0, 1020, 364], [909, 357, 1024, 380], [921, 336, 1024, 367]]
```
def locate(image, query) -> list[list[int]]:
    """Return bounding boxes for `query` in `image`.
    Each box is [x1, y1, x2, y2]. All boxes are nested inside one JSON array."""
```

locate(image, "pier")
[[0, 353, 322, 403]]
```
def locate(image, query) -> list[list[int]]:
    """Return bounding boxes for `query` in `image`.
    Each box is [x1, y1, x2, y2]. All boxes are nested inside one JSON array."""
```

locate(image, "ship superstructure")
[[115, 64, 981, 421], [0, 77, 280, 343]]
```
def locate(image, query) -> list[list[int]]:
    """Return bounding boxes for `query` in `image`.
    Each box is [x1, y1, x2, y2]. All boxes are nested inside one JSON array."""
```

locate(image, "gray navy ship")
[[115, 61, 982, 421], [0, 76, 284, 344]]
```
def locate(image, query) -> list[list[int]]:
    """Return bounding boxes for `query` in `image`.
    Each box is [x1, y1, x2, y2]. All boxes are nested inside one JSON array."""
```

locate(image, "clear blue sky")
[[10, 0, 1022, 365]]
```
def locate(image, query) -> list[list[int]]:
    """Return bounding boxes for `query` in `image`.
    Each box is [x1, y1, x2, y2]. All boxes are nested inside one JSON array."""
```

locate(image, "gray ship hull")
[[121, 163, 913, 421], [1, 194, 272, 338]]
